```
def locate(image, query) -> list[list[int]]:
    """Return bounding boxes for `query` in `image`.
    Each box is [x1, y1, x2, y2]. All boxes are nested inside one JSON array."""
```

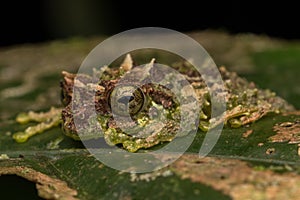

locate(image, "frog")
[[12, 54, 295, 152]]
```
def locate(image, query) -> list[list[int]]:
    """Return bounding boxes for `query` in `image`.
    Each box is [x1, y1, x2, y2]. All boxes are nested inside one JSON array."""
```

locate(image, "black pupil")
[[117, 96, 134, 105]]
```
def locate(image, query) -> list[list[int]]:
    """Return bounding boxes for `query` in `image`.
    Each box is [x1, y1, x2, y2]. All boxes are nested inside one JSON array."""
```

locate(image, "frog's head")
[[60, 55, 185, 151]]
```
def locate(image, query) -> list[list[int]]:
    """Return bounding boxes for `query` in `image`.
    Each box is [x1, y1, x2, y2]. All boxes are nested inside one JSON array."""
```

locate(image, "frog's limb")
[[16, 107, 62, 124], [201, 105, 261, 131], [13, 107, 62, 143]]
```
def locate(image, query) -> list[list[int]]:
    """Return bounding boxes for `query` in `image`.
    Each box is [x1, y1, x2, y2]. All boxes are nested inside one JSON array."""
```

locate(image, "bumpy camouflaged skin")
[[61, 58, 294, 152]]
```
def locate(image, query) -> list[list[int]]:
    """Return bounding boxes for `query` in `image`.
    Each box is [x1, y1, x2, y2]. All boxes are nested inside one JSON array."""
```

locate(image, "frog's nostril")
[[117, 96, 134, 105]]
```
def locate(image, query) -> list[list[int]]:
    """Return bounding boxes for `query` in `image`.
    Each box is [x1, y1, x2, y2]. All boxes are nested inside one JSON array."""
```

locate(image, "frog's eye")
[[117, 96, 134, 104], [109, 85, 146, 116]]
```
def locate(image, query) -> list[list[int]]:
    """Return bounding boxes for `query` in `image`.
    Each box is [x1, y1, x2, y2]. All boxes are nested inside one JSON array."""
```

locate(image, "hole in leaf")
[[0, 175, 42, 199]]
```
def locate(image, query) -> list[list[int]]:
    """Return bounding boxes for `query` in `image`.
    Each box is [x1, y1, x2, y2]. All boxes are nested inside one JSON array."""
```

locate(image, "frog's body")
[[13, 55, 294, 152]]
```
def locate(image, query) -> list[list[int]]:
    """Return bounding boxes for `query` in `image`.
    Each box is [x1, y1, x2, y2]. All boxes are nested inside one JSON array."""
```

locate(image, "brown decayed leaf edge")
[[270, 120, 300, 144], [0, 166, 78, 200], [242, 129, 253, 138], [171, 155, 300, 200]]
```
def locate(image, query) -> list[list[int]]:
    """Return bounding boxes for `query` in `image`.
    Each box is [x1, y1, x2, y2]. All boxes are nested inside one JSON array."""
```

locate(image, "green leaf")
[[1, 32, 300, 199]]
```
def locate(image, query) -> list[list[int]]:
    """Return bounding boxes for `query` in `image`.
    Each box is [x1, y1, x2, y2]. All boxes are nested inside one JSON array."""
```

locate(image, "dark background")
[[1, 0, 299, 47]]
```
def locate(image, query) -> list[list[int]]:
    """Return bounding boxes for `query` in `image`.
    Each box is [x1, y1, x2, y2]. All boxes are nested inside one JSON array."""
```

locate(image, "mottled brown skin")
[[60, 71, 176, 141]]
